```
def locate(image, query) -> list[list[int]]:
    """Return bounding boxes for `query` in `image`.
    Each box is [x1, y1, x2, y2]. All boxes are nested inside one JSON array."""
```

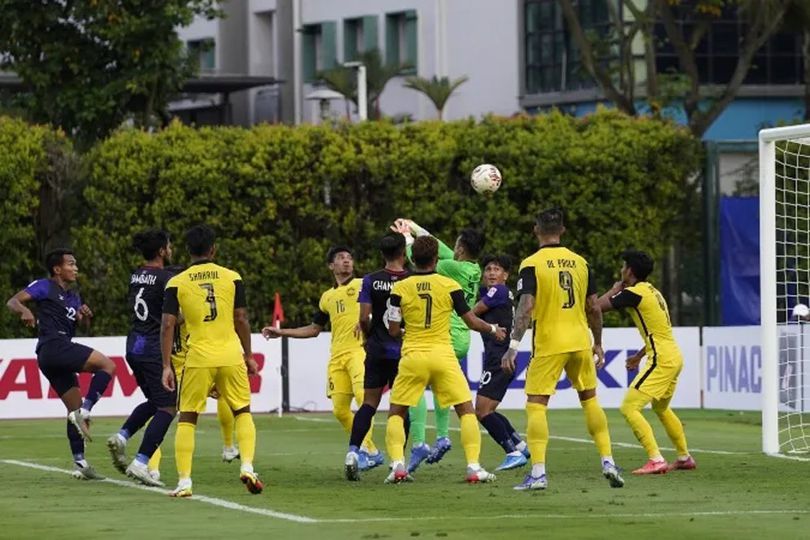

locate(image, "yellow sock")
[[332, 393, 354, 433], [620, 389, 660, 459], [654, 402, 689, 458], [581, 396, 613, 459], [148, 446, 162, 472], [386, 414, 406, 462], [175, 422, 196, 479], [234, 412, 256, 466], [217, 398, 235, 448], [459, 413, 481, 466], [526, 402, 549, 464]]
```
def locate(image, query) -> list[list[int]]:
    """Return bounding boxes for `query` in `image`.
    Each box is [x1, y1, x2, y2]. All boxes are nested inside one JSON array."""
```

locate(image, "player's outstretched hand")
[[593, 344, 606, 369], [245, 354, 259, 375], [262, 326, 282, 339], [20, 308, 36, 328], [162, 366, 176, 391], [501, 348, 517, 375]]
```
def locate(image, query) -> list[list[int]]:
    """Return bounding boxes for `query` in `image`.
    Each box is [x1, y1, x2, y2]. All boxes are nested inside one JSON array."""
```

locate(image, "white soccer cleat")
[[602, 462, 625, 488], [169, 478, 193, 498], [149, 469, 161, 483], [68, 408, 93, 442], [384, 462, 413, 484], [345, 451, 360, 481], [222, 446, 240, 463], [465, 466, 496, 484], [72, 461, 104, 480], [106, 434, 128, 474], [126, 460, 165, 487]]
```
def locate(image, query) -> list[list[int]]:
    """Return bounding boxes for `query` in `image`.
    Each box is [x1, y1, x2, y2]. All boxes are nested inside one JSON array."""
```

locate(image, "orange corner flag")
[[272, 292, 285, 328]]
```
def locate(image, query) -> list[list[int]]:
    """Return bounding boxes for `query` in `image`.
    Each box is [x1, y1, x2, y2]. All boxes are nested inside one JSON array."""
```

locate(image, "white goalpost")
[[760, 124, 810, 459]]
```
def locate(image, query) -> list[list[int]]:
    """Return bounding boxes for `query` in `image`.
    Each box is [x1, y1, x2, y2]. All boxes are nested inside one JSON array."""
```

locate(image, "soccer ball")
[[470, 164, 502, 194]]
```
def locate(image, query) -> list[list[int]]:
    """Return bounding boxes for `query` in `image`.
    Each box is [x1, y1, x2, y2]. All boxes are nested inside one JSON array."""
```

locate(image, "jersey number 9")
[[558, 271, 575, 309]]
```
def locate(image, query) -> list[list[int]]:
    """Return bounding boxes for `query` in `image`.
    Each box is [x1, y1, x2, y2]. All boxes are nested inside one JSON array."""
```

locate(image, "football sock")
[[148, 447, 162, 472], [654, 403, 689, 458], [217, 398, 235, 448], [459, 413, 481, 465], [331, 393, 354, 433], [66, 419, 84, 461], [526, 402, 549, 464], [82, 370, 112, 411], [433, 395, 450, 439], [120, 401, 157, 440], [581, 396, 613, 459], [349, 404, 376, 449], [494, 412, 523, 444], [620, 388, 660, 459], [386, 414, 406, 462], [480, 412, 516, 453], [409, 394, 427, 445], [135, 409, 174, 463], [234, 412, 256, 466], [175, 422, 195, 479]]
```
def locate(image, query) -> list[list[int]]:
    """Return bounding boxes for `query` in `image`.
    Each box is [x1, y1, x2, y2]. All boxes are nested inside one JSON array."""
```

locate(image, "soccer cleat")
[[362, 449, 385, 470], [345, 451, 360, 481], [68, 408, 93, 442], [106, 434, 128, 474], [221, 446, 240, 463], [169, 478, 193, 498], [518, 444, 531, 460], [407, 443, 431, 473], [632, 459, 668, 475], [602, 462, 625, 488], [149, 470, 161, 484], [126, 460, 165, 487], [496, 452, 528, 471], [426, 437, 452, 464], [513, 473, 547, 491], [384, 462, 413, 484], [240, 470, 264, 494], [668, 455, 697, 471], [466, 466, 496, 484], [72, 462, 105, 480], [357, 450, 370, 471]]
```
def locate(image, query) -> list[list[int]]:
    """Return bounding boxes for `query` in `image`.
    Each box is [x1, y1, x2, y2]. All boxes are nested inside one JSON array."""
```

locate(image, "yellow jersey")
[[170, 316, 189, 371], [314, 277, 363, 356], [163, 261, 246, 368], [516, 245, 595, 357], [391, 272, 470, 355], [609, 282, 682, 366]]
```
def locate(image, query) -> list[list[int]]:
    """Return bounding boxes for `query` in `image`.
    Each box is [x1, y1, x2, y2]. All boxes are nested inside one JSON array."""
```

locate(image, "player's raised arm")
[[596, 281, 625, 313], [6, 289, 36, 327], [454, 289, 505, 339]]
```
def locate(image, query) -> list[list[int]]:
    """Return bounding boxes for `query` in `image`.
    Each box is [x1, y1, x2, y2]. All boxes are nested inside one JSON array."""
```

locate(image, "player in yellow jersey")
[[262, 246, 382, 468], [384, 236, 506, 484], [598, 249, 695, 474], [160, 225, 262, 497], [502, 207, 623, 491]]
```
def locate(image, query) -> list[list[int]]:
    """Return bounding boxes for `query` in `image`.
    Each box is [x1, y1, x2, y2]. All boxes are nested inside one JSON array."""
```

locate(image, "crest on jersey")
[[347, 287, 356, 296]]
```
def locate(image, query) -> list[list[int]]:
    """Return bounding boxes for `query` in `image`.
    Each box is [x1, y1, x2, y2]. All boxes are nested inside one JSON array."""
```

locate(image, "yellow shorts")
[[631, 358, 682, 400], [178, 364, 251, 413], [327, 349, 365, 397], [525, 349, 596, 396], [391, 349, 472, 408], [171, 354, 186, 373]]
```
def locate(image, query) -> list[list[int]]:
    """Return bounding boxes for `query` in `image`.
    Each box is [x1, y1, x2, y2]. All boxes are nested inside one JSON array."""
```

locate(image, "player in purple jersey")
[[6, 248, 116, 479], [345, 232, 411, 480], [106, 230, 177, 487], [472, 255, 529, 471]]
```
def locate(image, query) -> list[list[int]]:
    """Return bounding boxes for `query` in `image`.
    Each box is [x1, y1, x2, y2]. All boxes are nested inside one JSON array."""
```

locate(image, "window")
[[385, 10, 417, 71], [302, 22, 337, 81], [344, 16, 378, 61], [187, 38, 215, 72]]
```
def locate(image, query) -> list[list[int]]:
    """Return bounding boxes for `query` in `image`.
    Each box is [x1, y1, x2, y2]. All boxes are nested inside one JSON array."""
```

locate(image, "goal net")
[[760, 124, 810, 459]]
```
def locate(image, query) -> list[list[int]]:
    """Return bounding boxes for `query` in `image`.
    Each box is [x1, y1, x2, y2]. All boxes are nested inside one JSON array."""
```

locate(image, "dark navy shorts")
[[36, 340, 94, 397], [364, 355, 401, 390], [126, 354, 177, 408], [476, 360, 515, 402]]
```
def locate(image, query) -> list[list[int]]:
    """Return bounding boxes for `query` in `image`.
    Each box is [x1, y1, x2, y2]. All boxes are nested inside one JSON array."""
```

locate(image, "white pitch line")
[[767, 452, 810, 462], [1, 459, 317, 524]]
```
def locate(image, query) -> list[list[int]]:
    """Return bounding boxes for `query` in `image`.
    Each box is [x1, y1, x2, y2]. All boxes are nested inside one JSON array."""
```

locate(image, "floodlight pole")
[[344, 62, 367, 121]]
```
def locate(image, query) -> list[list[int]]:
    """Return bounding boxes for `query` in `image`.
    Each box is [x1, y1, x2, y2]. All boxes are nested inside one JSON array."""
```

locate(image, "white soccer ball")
[[470, 164, 502, 195], [793, 303, 809, 319]]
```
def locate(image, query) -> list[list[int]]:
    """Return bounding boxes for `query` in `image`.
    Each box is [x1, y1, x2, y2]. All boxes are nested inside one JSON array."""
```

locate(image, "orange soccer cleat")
[[632, 459, 668, 475]]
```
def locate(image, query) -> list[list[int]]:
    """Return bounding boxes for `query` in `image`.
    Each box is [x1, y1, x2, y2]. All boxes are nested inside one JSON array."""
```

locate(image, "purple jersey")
[[479, 284, 514, 364], [24, 279, 83, 347], [359, 268, 410, 359], [127, 266, 174, 357]]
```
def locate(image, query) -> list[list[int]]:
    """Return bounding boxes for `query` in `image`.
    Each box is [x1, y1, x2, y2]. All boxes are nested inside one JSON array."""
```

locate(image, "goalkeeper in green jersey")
[[392, 219, 485, 471]]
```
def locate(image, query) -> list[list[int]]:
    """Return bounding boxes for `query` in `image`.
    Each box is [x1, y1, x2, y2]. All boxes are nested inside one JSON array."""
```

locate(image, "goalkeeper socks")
[[82, 370, 112, 411], [655, 404, 689, 458], [526, 402, 549, 464], [350, 404, 376, 448], [386, 414, 406, 462], [217, 398, 235, 448], [409, 394, 427, 445], [66, 419, 85, 461], [480, 412, 516, 453], [135, 409, 174, 463], [459, 413, 481, 465], [433, 395, 450, 439], [120, 401, 157, 440], [581, 396, 613, 459], [331, 393, 355, 433], [620, 389, 660, 459], [234, 412, 256, 466], [175, 422, 196, 479]]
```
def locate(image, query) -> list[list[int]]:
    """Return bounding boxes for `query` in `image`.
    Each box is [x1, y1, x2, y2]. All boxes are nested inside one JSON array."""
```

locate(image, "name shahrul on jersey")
[[373, 281, 394, 291], [189, 271, 219, 281], [546, 259, 576, 269], [130, 274, 158, 285]]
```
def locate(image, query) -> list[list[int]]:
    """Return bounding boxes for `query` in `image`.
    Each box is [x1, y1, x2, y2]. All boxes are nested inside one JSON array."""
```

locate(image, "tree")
[[0, 0, 222, 146], [403, 75, 469, 120], [558, 0, 793, 137]]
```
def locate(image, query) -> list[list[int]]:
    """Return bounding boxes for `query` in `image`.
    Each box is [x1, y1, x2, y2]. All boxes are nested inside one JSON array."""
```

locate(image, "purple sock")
[[480, 413, 516, 453], [349, 404, 377, 449], [120, 401, 157, 439], [67, 420, 84, 461], [82, 370, 112, 411], [494, 412, 523, 444], [136, 409, 175, 460]]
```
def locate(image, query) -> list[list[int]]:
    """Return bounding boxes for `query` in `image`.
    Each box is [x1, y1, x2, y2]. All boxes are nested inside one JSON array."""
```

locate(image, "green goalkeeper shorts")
[[451, 328, 471, 361]]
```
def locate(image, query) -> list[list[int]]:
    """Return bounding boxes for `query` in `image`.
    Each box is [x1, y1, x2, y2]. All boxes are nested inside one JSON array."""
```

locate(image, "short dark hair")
[[621, 249, 654, 281], [133, 229, 170, 260], [379, 232, 406, 261], [327, 245, 352, 263], [481, 254, 512, 273], [412, 236, 438, 268], [185, 224, 216, 257], [536, 207, 565, 235], [44, 248, 74, 276], [458, 228, 486, 259]]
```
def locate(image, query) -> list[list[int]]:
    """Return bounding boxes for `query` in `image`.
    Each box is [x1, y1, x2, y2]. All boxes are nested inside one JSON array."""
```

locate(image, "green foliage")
[[403, 75, 469, 120]]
